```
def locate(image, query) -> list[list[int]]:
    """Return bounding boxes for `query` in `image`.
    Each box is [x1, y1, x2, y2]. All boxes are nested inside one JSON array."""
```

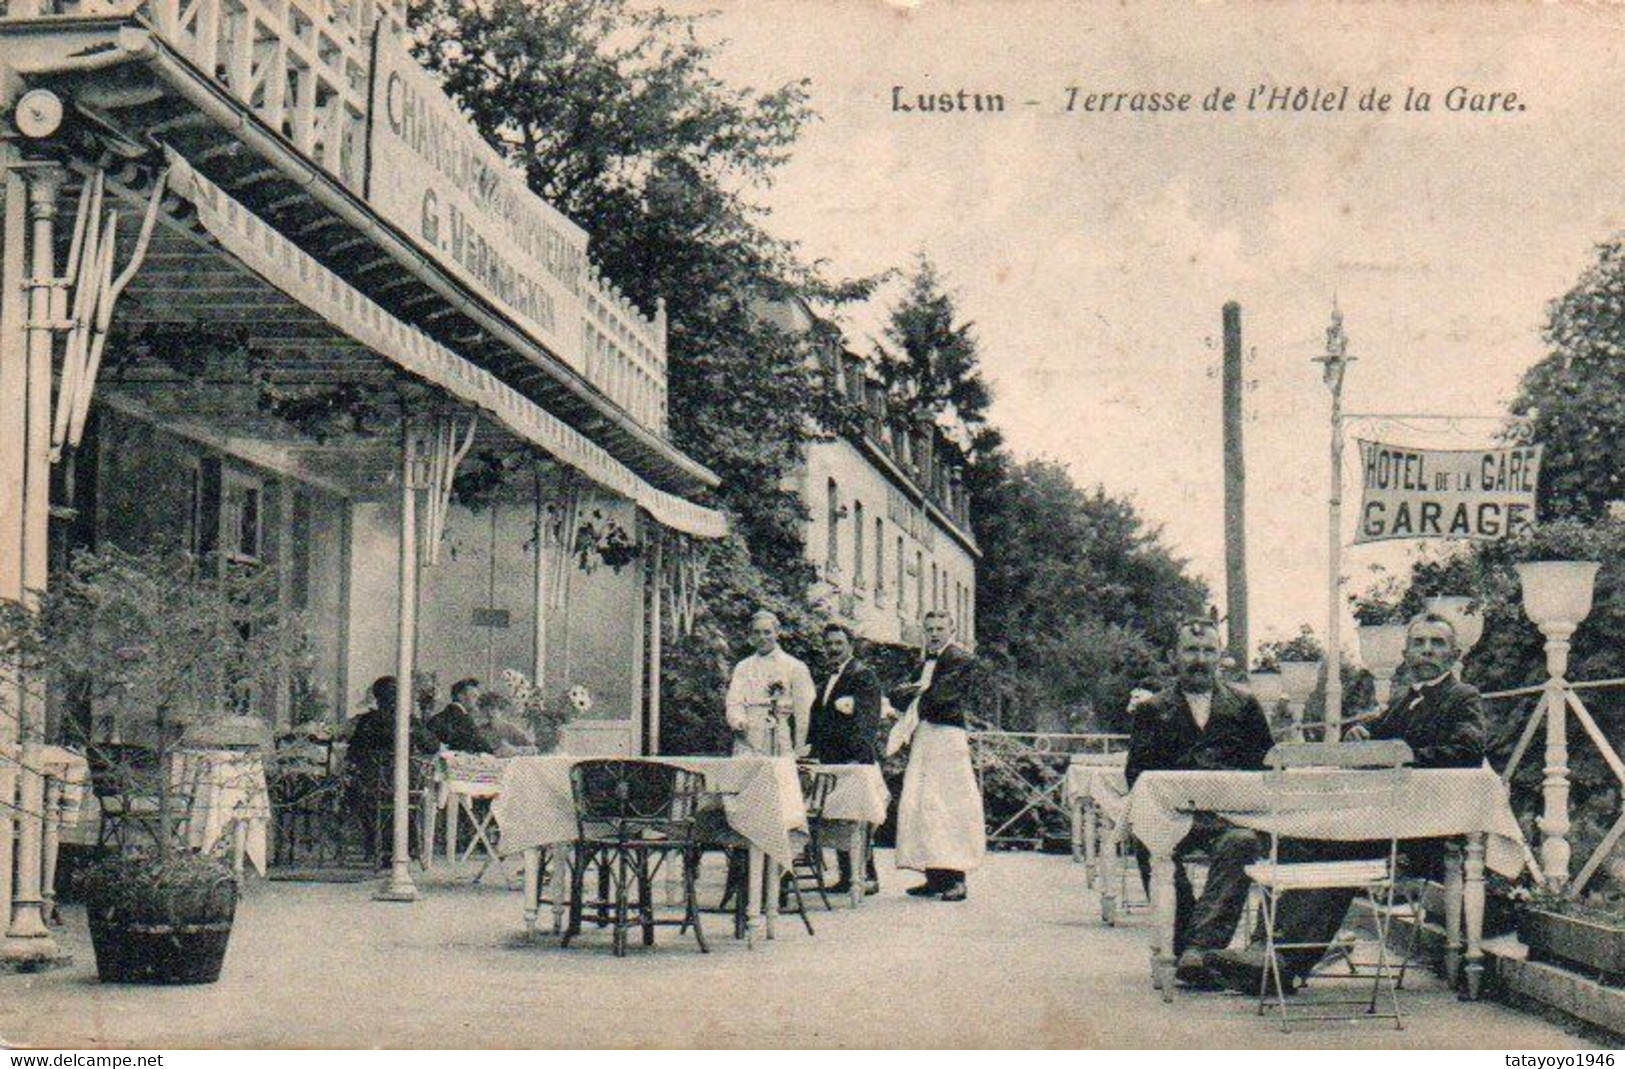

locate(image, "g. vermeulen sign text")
[[1355, 440, 1542, 544], [367, 30, 590, 366]]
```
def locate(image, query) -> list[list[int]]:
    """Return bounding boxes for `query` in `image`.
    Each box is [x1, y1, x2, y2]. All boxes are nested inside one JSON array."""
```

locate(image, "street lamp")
[[1313, 304, 1354, 740]]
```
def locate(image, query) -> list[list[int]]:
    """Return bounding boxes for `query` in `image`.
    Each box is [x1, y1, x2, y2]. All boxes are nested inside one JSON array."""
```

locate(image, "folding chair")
[[87, 743, 192, 854], [1245, 740, 1414, 1033], [789, 767, 837, 912]]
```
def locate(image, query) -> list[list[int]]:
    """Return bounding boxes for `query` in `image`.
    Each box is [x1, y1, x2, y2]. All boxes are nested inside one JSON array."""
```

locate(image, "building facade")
[[762, 301, 979, 650], [0, 0, 723, 943]]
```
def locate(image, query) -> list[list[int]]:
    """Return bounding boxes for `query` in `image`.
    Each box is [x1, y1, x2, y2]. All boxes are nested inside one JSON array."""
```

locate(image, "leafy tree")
[[971, 458, 1209, 732], [1511, 236, 1625, 520], [409, 0, 872, 749]]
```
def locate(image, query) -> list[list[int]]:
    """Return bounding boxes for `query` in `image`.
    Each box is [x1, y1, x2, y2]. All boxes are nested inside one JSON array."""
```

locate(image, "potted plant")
[[499, 669, 572, 754], [1508, 518, 1608, 630], [1512, 883, 1625, 982], [0, 546, 306, 984], [1350, 570, 1410, 702]]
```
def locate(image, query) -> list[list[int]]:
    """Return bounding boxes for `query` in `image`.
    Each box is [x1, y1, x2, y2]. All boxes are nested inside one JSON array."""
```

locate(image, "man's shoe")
[[940, 882, 967, 902], [1205, 948, 1296, 996], [863, 879, 881, 896], [905, 883, 939, 897], [1174, 949, 1223, 991], [826, 878, 853, 895]]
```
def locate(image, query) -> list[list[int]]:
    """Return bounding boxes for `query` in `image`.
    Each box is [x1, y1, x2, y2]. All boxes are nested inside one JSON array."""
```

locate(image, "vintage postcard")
[[0, 0, 1620, 1052]]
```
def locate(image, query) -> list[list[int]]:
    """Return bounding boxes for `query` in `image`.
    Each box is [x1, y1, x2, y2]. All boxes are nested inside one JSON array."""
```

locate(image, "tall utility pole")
[[1221, 302, 1249, 670], [1315, 304, 1353, 740]]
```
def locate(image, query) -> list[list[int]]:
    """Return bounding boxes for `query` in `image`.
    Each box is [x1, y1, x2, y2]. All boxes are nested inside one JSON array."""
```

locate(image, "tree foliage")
[[409, 0, 874, 750], [1511, 236, 1625, 520], [971, 458, 1209, 732], [873, 256, 996, 445]]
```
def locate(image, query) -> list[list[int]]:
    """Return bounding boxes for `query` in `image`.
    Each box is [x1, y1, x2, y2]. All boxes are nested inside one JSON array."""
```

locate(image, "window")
[[896, 536, 906, 613], [874, 517, 886, 598], [915, 550, 924, 617], [931, 563, 939, 612], [825, 477, 841, 574], [853, 501, 866, 588], [220, 472, 263, 564]]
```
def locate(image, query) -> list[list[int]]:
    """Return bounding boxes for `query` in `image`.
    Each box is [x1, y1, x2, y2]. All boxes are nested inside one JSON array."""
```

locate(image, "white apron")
[[895, 720, 986, 873]]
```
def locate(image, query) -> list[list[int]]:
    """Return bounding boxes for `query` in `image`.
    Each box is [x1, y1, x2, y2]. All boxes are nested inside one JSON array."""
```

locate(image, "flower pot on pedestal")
[[1277, 660, 1321, 742], [1357, 624, 1407, 707], [1514, 560, 1601, 889]]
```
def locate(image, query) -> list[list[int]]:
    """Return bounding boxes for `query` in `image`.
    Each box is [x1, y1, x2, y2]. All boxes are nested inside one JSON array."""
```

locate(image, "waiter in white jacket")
[[725, 610, 815, 757]]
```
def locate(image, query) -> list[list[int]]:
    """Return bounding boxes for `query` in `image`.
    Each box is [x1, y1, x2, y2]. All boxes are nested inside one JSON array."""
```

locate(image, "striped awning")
[[165, 153, 726, 540]]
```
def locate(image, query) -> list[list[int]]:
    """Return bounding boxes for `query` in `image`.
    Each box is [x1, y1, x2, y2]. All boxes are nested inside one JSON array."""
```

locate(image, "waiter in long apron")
[[889, 610, 986, 901]]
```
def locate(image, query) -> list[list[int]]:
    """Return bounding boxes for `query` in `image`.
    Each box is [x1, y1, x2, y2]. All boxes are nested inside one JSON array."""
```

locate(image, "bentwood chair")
[[790, 767, 838, 912], [564, 759, 709, 956], [1244, 741, 1414, 1033]]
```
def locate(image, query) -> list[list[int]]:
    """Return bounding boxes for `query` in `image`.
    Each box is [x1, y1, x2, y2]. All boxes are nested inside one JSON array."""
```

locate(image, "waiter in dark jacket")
[[1126, 617, 1274, 988], [891, 611, 986, 901], [808, 622, 883, 893], [1207, 611, 1488, 994], [428, 678, 493, 754]]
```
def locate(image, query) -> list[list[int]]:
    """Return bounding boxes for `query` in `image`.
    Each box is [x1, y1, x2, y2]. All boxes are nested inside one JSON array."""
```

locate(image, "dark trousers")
[[1260, 837, 1448, 978], [1135, 816, 1261, 957]]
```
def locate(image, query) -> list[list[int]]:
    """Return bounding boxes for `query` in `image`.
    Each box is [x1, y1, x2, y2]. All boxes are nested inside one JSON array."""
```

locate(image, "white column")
[[5, 164, 63, 962], [0, 163, 27, 929], [646, 536, 663, 755], [1538, 622, 1575, 888], [377, 420, 419, 901]]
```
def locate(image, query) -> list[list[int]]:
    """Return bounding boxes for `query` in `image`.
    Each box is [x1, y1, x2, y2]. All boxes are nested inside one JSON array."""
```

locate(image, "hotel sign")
[[366, 30, 590, 368], [1355, 440, 1542, 544]]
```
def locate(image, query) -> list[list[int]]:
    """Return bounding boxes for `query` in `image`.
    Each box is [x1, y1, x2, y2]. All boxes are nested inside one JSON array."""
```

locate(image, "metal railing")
[[967, 726, 1129, 847]]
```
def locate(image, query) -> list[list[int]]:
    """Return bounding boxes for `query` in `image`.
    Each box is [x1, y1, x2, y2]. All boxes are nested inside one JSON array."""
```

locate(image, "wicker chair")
[[564, 759, 709, 956], [270, 734, 347, 867]]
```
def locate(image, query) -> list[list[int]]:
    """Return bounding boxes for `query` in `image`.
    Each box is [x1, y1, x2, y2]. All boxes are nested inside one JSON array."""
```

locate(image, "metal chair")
[[564, 759, 709, 956], [86, 743, 192, 854], [270, 733, 347, 866], [790, 767, 837, 911], [1245, 740, 1414, 1032]]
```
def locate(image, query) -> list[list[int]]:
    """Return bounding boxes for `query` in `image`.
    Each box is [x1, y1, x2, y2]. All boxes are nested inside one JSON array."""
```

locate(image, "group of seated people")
[[1126, 610, 1485, 996], [340, 675, 535, 864]]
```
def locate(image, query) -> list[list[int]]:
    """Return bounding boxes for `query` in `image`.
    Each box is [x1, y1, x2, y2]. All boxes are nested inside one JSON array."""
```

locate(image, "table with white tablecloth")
[[429, 751, 506, 871], [493, 754, 808, 944], [807, 762, 890, 906], [1062, 755, 1132, 920], [1125, 766, 1531, 1001], [172, 748, 271, 876]]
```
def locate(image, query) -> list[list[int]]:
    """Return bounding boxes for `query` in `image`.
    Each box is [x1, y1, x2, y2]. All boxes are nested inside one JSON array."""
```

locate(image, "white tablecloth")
[[814, 763, 890, 825], [173, 748, 270, 875], [493, 755, 808, 864], [1065, 757, 1129, 827], [435, 751, 506, 808], [1125, 766, 1529, 876]]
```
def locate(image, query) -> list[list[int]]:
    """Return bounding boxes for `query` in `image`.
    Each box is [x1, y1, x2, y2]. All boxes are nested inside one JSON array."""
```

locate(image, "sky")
[[674, 0, 1625, 655]]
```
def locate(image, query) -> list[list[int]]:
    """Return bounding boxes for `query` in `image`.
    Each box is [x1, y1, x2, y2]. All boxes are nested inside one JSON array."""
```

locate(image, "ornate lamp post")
[[1313, 305, 1354, 740]]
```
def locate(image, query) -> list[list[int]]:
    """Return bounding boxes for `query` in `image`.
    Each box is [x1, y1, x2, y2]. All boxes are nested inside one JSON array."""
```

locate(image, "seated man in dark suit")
[[1127, 617, 1274, 988], [345, 676, 439, 865], [807, 622, 884, 894], [1207, 611, 1487, 994], [428, 678, 493, 754]]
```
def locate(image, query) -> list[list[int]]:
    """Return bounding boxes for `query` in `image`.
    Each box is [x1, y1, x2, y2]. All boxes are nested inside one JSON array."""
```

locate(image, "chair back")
[[1257, 741, 1413, 872], [798, 767, 837, 820], [274, 733, 337, 778], [1071, 751, 1129, 769], [570, 759, 704, 843], [86, 742, 164, 800]]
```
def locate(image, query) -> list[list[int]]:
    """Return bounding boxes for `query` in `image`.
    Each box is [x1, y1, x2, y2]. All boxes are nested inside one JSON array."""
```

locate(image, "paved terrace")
[[0, 851, 1600, 1049]]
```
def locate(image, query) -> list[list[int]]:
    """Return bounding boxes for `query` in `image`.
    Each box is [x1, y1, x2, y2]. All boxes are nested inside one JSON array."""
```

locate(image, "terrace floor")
[[0, 850, 1603, 1049]]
